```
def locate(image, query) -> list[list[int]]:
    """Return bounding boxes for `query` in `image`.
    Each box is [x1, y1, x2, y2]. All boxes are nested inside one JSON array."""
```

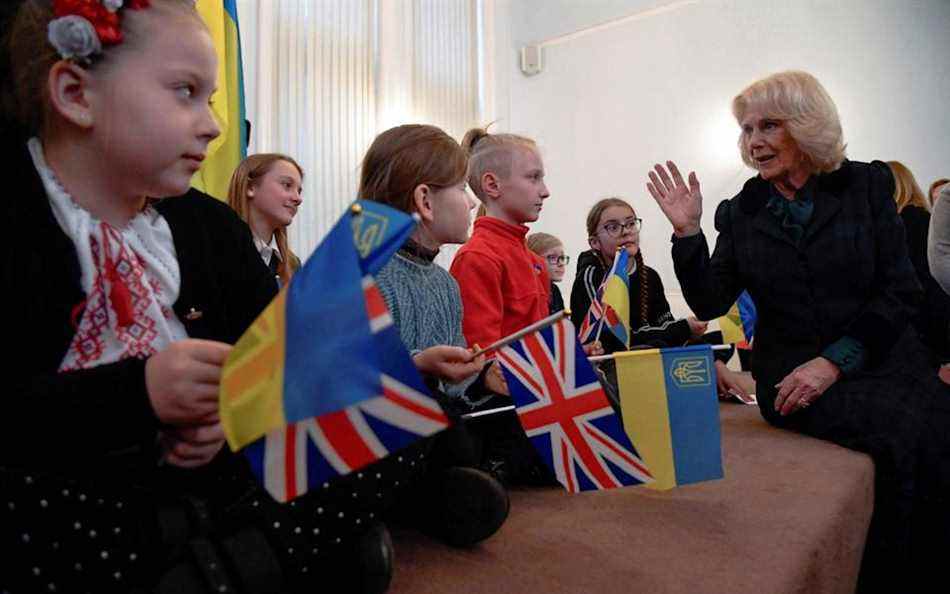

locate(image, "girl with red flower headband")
[[0, 2, 396, 593]]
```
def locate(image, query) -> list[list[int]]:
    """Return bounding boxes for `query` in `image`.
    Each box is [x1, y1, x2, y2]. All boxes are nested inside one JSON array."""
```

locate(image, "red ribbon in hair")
[[52, 0, 152, 46]]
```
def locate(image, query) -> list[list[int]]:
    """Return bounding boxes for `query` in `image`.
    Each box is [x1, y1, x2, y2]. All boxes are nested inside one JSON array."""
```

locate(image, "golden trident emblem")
[[350, 203, 390, 259], [670, 357, 710, 388]]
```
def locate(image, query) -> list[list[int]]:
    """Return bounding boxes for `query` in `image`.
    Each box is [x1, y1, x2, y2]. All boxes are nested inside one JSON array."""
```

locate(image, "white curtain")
[[237, 0, 484, 262]]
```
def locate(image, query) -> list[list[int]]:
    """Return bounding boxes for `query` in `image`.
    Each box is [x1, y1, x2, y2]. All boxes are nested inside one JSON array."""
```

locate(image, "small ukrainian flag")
[[718, 291, 757, 345], [614, 344, 723, 490]]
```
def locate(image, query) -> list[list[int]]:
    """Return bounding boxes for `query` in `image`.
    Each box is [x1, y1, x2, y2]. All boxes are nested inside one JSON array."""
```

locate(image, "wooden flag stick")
[[588, 343, 732, 362], [460, 405, 516, 419], [470, 309, 571, 359]]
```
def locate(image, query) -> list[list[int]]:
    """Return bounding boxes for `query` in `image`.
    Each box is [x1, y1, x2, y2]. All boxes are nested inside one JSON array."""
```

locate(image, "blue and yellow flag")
[[193, 0, 246, 201], [220, 201, 420, 450], [718, 290, 757, 345], [614, 344, 723, 490], [601, 248, 631, 347]]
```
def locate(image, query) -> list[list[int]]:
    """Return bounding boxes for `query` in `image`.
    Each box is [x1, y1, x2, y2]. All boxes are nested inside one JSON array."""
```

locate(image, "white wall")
[[490, 0, 950, 319]]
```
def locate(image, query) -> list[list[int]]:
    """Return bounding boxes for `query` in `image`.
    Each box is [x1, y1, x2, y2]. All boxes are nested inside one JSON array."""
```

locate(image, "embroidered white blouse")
[[28, 138, 187, 371]]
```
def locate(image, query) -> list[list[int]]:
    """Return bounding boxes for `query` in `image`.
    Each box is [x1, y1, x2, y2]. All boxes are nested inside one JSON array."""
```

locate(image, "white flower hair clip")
[[47, 0, 152, 63], [48, 15, 102, 62]]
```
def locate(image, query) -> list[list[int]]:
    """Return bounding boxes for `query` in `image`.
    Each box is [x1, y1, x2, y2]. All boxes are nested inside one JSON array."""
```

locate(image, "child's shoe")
[[420, 466, 509, 548]]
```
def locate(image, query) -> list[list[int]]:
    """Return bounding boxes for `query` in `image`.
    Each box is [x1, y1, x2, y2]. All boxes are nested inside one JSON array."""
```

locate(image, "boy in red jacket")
[[449, 127, 554, 485], [450, 128, 551, 349]]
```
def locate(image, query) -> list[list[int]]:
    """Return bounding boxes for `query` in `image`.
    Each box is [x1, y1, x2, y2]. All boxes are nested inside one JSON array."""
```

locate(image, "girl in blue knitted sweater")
[[358, 124, 510, 548]]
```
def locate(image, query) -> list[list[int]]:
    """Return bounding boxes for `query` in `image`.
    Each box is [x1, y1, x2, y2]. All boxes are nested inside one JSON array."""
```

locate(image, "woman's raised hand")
[[647, 161, 703, 237]]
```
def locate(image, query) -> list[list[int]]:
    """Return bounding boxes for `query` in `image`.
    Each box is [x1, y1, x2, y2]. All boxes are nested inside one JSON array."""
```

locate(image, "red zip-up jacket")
[[450, 217, 550, 350]]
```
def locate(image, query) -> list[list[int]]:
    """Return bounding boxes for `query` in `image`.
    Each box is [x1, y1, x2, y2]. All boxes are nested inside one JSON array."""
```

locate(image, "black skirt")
[[762, 331, 950, 594], [1, 443, 430, 593]]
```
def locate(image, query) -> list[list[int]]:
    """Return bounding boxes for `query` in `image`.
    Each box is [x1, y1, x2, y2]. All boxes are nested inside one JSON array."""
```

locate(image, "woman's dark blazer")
[[671, 160, 922, 420]]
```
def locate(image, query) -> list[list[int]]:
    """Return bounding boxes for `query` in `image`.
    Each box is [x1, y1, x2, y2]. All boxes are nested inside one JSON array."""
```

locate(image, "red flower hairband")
[[48, 0, 152, 61]]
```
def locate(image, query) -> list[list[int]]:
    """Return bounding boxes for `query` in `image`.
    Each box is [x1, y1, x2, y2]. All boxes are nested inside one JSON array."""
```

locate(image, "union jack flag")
[[245, 275, 449, 503], [577, 291, 603, 343], [579, 249, 630, 346], [497, 318, 652, 493]]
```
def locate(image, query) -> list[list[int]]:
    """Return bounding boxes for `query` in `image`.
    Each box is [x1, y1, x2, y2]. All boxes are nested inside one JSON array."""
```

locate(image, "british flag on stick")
[[227, 201, 449, 503], [245, 275, 449, 503], [497, 318, 652, 493]]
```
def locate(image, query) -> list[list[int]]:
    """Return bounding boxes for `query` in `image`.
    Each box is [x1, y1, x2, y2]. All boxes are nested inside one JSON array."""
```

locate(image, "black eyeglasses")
[[545, 255, 570, 266], [599, 217, 642, 238]]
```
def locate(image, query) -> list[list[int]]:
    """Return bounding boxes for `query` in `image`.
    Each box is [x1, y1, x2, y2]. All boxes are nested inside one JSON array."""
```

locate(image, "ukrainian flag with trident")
[[613, 345, 723, 490]]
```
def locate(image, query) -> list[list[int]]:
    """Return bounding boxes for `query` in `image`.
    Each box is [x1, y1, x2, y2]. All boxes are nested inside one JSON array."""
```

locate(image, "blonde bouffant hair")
[[732, 71, 847, 175]]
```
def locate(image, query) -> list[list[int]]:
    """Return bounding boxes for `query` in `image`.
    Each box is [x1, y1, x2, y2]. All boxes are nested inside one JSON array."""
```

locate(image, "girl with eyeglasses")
[[570, 198, 750, 400], [570, 197, 704, 351], [527, 232, 568, 313]]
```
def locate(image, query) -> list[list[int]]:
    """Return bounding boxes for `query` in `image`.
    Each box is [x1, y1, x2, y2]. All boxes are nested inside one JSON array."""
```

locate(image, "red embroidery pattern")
[[60, 223, 163, 371]]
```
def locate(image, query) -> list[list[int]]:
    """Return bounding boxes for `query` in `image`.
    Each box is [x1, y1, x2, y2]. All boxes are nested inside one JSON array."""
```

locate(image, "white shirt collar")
[[253, 234, 281, 264]]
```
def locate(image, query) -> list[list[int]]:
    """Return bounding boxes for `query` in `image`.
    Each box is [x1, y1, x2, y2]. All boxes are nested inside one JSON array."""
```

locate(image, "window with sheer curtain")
[[236, 0, 484, 263]]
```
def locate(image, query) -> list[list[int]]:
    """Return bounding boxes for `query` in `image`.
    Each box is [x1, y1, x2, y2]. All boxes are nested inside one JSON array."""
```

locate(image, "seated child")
[[227, 153, 304, 287], [1, 2, 400, 592], [527, 232, 568, 313], [571, 197, 749, 399], [359, 123, 510, 547], [449, 126, 558, 485]]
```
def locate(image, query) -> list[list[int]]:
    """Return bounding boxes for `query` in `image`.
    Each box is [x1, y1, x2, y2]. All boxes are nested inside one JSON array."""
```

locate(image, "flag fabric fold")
[[497, 318, 652, 493], [614, 345, 723, 491], [220, 200, 450, 501], [579, 249, 631, 347], [193, 0, 247, 201], [718, 290, 757, 345], [220, 200, 427, 442], [600, 249, 631, 347]]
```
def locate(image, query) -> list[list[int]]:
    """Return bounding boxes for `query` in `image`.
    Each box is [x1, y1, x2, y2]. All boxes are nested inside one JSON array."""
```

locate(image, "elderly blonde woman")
[[647, 71, 949, 593]]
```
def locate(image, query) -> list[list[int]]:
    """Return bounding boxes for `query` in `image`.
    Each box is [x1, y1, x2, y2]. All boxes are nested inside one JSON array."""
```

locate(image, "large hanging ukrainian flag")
[[193, 0, 247, 201]]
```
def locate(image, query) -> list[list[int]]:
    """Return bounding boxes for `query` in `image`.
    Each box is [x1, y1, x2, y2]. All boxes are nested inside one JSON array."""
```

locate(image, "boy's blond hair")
[[461, 125, 538, 203]]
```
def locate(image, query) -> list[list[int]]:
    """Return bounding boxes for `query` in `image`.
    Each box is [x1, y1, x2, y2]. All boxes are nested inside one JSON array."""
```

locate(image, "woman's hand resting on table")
[[774, 357, 841, 416]]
